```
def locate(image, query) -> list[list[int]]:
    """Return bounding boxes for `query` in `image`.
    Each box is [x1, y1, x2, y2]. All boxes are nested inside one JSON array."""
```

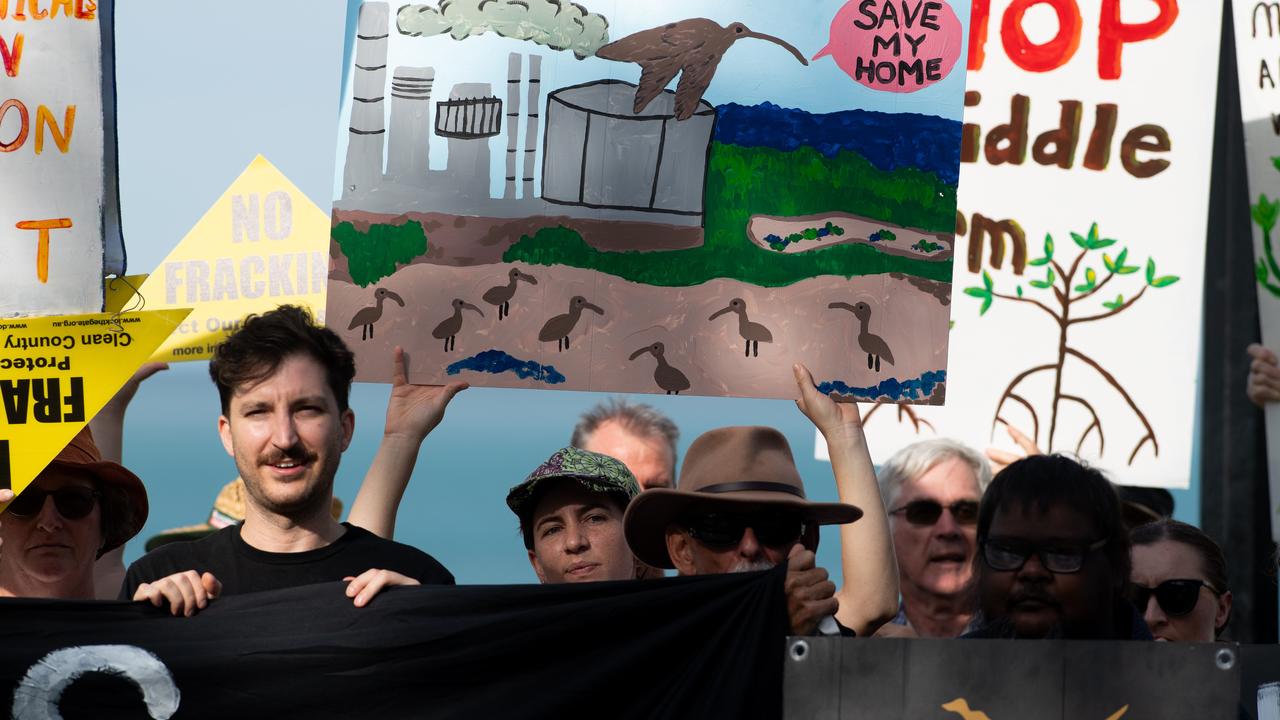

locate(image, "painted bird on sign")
[[595, 19, 809, 121]]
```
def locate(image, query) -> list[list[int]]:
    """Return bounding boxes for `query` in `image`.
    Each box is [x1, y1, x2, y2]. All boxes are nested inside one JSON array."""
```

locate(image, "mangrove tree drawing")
[[1250, 157, 1280, 299], [327, 0, 968, 399], [962, 224, 1180, 464]]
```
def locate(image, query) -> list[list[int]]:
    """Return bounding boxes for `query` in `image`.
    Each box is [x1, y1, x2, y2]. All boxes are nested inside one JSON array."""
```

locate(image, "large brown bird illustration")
[[595, 19, 808, 121]]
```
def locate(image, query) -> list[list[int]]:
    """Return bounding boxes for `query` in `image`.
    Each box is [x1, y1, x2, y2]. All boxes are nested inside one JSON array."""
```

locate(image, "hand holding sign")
[[814, 0, 962, 92]]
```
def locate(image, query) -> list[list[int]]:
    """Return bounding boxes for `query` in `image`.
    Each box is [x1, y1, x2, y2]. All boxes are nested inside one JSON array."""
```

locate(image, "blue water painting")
[[816, 370, 946, 402], [447, 350, 566, 385], [715, 102, 962, 185]]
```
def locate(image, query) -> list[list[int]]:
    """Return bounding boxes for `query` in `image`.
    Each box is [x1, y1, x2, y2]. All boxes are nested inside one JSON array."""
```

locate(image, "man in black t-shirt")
[[122, 306, 454, 615]]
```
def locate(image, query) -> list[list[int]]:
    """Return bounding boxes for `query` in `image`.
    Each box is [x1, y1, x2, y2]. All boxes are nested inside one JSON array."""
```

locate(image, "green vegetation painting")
[[328, 0, 967, 399]]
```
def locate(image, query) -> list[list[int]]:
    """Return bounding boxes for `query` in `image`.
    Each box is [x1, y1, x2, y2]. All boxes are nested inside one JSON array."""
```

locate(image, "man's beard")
[[239, 443, 337, 521]]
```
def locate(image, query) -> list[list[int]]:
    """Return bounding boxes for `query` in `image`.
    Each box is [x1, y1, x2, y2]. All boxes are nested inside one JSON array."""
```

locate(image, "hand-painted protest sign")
[[0, 309, 189, 499], [821, 1, 1221, 488], [785, 638, 1244, 718], [135, 156, 330, 363], [1233, 0, 1280, 541], [327, 0, 968, 399], [0, 0, 125, 317]]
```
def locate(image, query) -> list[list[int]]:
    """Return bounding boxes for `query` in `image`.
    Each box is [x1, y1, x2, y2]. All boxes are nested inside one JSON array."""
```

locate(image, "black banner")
[[0, 567, 787, 719]]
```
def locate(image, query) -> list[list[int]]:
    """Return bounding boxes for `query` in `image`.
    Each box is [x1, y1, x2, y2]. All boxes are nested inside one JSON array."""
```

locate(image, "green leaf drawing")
[[1092, 237, 1116, 249], [1102, 294, 1125, 310], [1086, 268, 1097, 285], [1016, 285, 1024, 297], [1028, 257, 1051, 267], [1116, 248, 1129, 266], [1117, 264, 1140, 275], [980, 295, 993, 316], [1259, 259, 1271, 284], [983, 270, 993, 292], [1071, 231, 1089, 249], [963, 287, 988, 299], [1145, 258, 1156, 284], [1271, 156, 1280, 172], [1103, 253, 1117, 273], [1044, 234, 1055, 258], [1252, 195, 1280, 233], [1151, 275, 1180, 288]]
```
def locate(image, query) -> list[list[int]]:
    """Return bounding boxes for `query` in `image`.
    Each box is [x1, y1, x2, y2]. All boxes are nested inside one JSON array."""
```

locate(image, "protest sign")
[[823, 1, 1222, 488], [785, 637, 1244, 718], [135, 156, 330, 363], [327, 0, 969, 399], [0, 309, 189, 497], [0, 0, 124, 316], [1233, 0, 1280, 539]]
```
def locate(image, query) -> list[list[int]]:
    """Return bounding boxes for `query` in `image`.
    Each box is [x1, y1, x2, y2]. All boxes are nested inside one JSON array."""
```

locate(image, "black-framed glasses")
[[981, 537, 1108, 574], [4, 486, 99, 520], [889, 499, 979, 526], [685, 511, 806, 550], [1127, 579, 1218, 617]]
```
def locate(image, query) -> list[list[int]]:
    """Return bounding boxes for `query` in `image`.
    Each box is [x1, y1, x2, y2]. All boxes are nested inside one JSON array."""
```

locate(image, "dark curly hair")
[[209, 305, 355, 414], [977, 454, 1131, 591]]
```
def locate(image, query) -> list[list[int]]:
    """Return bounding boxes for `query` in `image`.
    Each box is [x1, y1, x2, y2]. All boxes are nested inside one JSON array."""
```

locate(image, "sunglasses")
[[981, 537, 1107, 574], [890, 499, 979, 526], [1127, 579, 1217, 617], [685, 511, 806, 550], [4, 486, 100, 520]]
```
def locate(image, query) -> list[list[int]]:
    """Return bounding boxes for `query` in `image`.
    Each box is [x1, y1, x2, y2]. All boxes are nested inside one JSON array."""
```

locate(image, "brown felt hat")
[[40, 427, 149, 556], [623, 426, 862, 569]]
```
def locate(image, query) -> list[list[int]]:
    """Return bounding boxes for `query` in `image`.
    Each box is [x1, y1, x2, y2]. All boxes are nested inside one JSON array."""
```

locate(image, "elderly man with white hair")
[[878, 438, 992, 637]]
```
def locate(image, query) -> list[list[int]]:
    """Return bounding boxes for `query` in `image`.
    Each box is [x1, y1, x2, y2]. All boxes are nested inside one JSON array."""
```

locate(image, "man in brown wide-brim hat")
[[623, 364, 901, 636]]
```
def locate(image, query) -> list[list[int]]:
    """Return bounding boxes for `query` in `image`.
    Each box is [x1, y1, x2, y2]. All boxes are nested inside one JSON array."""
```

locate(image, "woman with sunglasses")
[[0, 428, 147, 599], [1129, 520, 1231, 642]]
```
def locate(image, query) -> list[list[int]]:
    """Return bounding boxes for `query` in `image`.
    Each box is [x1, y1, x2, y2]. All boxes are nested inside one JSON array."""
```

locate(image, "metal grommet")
[[1214, 647, 1236, 670], [789, 639, 810, 662]]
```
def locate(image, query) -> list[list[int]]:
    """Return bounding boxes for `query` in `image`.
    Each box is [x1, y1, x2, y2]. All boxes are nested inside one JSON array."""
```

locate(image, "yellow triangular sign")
[[0, 309, 191, 498], [136, 155, 330, 362]]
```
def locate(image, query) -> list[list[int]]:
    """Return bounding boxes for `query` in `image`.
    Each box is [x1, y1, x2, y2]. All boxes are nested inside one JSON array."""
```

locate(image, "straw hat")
[[623, 426, 861, 569], [144, 478, 344, 552]]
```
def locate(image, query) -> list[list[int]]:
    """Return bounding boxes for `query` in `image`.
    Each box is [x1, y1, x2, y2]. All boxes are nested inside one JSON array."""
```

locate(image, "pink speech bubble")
[[814, 0, 962, 93]]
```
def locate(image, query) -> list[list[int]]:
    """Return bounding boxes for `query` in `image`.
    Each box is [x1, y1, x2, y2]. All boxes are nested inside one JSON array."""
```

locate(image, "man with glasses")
[[0, 428, 147, 599], [965, 454, 1151, 640], [622, 378, 897, 638], [877, 439, 991, 637]]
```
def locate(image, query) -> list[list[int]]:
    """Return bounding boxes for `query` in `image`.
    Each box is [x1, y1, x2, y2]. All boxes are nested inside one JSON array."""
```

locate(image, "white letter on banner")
[[12, 645, 180, 719]]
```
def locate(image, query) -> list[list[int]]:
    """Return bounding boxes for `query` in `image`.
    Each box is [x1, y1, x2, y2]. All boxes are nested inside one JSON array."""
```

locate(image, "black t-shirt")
[[121, 523, 454, 599]]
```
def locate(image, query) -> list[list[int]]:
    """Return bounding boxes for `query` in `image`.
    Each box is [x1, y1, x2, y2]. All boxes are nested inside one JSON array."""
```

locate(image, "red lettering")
[[0, 99, 29, 152], [1002, 0, 1082, 73], [0, 32, 21, 77], [1098, 0, 1178, 80], [968, 0, 991, 70]]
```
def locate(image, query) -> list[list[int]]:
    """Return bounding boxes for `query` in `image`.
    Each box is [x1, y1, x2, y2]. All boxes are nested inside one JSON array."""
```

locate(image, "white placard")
[[0, 0, 108, 316], [819, 1, 1221, 490], [1233, 0, 1280, 539]]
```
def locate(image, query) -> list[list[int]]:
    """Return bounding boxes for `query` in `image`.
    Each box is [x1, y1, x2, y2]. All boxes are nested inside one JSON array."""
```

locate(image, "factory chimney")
[[504, 53, 522, 200], [387, 66, 435, 186], [522, 54, 542, 199], [342, 2, 390, 199]]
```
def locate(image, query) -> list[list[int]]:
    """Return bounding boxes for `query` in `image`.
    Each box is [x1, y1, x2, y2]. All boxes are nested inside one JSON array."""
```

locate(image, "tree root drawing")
[[863, 401, 936, 435], [967, 224, 1176, 466]]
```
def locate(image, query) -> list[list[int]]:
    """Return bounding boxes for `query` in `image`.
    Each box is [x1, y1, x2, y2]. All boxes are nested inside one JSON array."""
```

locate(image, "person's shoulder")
[[340, 524, 455, 585]]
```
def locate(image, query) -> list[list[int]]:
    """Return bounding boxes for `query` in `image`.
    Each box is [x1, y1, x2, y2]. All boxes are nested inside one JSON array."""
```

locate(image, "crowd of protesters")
[[0, 305, 1272, 647]]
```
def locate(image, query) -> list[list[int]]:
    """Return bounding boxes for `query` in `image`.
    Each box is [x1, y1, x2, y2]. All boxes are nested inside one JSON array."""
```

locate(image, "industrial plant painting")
[[328, 0, 968, 400]]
